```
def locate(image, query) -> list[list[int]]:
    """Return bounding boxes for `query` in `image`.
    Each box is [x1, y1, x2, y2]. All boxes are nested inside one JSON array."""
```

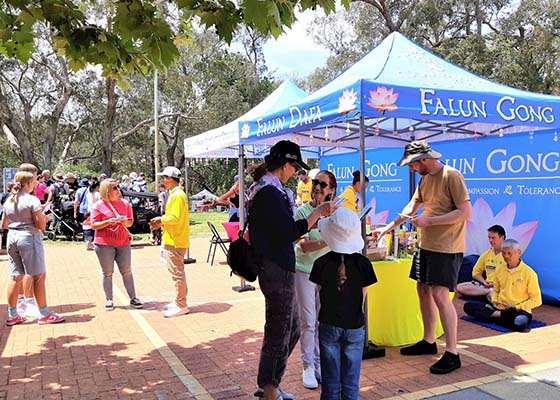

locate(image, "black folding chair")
[[207, 221, 231, 265]]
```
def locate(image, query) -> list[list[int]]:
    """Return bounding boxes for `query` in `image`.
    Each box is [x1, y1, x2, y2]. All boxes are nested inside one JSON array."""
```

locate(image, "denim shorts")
[[409, 248, 463, 291], [8, 229, 46, 276]]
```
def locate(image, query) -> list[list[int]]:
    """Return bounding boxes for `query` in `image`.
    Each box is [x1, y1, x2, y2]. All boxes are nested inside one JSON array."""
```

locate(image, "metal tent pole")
[[184, 157, 196, 264], [153, 70, 159, 187], [360, 117, 385, 359], [232, 144, 255, 292]]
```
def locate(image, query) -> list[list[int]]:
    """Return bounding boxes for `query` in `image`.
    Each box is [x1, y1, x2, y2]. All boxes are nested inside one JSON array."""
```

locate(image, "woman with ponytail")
[[2, 171, 65, 325], [310, 208, 377, 399]]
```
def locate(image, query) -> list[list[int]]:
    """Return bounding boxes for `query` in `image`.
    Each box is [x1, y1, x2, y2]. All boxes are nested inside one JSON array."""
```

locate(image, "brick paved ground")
[[1, 237, 559, 399]]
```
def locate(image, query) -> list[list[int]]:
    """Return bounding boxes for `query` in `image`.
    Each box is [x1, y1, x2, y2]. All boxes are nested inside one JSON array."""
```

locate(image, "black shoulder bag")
[[227, 219, 261, 282]]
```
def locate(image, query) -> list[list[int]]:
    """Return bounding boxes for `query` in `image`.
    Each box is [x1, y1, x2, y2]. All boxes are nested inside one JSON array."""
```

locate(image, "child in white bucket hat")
[[309, 207, 377, 399]]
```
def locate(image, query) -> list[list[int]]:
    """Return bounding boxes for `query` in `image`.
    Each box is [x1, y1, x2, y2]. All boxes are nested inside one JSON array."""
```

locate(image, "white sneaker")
[[302, 366, 318, 389], [163, 304, 189, 318], [164, 302, 176, 309], [315, 365, 322, 382]]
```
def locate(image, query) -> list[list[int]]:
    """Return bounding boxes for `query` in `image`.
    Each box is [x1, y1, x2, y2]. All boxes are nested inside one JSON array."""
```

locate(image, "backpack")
[[227, 220, 260, 282]]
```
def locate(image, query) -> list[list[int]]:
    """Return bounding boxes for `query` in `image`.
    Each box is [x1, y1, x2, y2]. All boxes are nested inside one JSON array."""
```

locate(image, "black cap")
[[269, 140, 310, 170]]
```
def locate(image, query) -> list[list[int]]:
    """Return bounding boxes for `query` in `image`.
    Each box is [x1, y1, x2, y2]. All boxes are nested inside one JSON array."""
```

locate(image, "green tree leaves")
[[0, 0, 337, 78]]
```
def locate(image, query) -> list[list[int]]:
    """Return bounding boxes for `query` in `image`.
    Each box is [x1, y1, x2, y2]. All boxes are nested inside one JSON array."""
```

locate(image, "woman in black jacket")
[[247, 140, 333, 400]]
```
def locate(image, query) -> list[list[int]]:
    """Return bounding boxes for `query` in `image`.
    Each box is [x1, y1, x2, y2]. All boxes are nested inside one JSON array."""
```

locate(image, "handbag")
[[227, 219, 260, 282]]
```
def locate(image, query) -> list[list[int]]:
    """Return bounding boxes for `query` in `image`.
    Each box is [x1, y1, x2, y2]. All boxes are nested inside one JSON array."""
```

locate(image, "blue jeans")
[[319, 324, 364, 400], [94, 244, 136, 301]]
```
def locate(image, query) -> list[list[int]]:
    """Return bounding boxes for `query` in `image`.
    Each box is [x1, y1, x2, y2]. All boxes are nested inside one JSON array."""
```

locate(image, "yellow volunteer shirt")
[[492, 261, 542, 313], [339, 185, 359, 214], [472, 248, 505, 284], [161, 186, 190, 249], [297, 179, 313, 204]]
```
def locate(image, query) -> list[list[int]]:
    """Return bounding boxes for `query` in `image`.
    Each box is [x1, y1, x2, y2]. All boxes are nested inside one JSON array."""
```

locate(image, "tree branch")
[[112, 113, 196, 143]]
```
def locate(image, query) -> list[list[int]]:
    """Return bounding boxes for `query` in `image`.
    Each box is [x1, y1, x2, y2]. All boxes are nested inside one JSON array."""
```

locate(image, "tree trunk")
[[474, 0, 483, 36], [165, 116, 180, 166], [101, 77, 118, 175], [42, 57, 73, 170], [0, 86, 38, 166]]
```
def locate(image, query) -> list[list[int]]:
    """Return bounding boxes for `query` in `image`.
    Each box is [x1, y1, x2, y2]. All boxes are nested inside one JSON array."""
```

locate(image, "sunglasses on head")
[[312, 179, 329, 189]]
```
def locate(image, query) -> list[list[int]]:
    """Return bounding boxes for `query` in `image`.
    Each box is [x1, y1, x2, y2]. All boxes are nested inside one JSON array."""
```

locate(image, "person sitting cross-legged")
[[463, 239, 542, 332], [456, 224, 506, 301]]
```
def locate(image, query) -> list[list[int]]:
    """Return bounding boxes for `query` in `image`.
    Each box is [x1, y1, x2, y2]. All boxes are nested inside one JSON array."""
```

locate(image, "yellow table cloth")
[[366, 258, 451, 347]]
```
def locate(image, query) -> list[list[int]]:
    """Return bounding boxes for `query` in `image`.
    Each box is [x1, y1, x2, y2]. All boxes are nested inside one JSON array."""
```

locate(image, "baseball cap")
[[157, 166, 181, 178], [268, 140, 310, 170]]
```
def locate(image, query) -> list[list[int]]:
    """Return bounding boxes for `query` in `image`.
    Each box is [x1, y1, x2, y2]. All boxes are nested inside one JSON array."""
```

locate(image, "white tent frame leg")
[[232, 144, 256, 292], [359, 117, 386, 359]]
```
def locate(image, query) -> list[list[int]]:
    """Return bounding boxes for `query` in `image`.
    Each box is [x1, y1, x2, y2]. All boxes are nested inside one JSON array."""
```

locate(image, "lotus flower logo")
[[337, 89, 358, 114], [241, 123, 250, 139], [466, 198, 538, 255], [366, 86, 399, 112], [365, 198, 389, 226]]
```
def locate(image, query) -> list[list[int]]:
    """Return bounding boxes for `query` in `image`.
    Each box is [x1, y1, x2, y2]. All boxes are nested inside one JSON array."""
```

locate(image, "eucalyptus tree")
[[0, 26, 76, 169]]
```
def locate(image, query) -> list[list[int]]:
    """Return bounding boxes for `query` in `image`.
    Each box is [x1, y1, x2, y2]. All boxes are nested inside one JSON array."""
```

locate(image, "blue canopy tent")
[[239, 32, 560, 149], [183, 80, 311, 291], [238, 32, 560, 305]]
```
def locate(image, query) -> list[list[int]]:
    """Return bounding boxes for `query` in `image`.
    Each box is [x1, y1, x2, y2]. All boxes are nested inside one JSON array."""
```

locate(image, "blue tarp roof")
[[239, 32, 560, 151]]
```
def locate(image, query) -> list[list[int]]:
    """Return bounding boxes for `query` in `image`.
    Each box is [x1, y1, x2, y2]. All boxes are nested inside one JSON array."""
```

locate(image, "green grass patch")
[[188, 210, 229, 238], [131, 209, 229, 241], [42, 209, 229, 245]]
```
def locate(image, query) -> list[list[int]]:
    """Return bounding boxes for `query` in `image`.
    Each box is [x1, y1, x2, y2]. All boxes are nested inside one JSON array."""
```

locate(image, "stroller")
[[45, 197, 82, 241]]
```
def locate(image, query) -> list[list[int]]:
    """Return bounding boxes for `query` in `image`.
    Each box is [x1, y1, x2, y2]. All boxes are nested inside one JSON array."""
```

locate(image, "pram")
[[45, 198, 82, 241]]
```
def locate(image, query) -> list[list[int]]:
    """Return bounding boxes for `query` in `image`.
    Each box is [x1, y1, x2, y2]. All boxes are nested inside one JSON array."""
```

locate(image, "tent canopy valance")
[[238, 32, 560, 151], [183, 80, 310, 159]]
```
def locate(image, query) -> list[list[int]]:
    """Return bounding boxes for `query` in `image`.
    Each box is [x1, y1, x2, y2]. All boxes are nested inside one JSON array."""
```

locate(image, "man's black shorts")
[[409, 248, 463, 291]]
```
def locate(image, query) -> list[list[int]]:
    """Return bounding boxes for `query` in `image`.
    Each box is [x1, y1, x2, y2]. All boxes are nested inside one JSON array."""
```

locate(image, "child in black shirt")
[[310, 208, 377, 400]]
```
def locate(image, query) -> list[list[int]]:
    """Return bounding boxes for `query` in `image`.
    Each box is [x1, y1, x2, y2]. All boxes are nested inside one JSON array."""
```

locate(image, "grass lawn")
[[189, 210, 229, 238], [42, 209, 229, 246], [131, 209, 229, 241]]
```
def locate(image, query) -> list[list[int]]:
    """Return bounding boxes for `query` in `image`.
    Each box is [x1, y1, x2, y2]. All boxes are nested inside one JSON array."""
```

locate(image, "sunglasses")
[[312, 179, 329, 189], [110, 186, 120, 191]]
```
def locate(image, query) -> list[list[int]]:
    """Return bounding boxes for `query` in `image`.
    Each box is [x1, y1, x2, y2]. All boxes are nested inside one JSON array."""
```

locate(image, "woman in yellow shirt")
[[339, 170, 369, 214]]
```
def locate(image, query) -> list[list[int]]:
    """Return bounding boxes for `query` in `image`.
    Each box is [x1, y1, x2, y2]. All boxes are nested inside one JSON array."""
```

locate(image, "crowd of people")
[[1, 165, 190, 325], [1, 139, 544, 400]]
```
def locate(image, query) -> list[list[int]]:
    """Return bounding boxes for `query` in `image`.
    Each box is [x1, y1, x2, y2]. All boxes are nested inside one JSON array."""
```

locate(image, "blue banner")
[[322, 131, 560, 304], [320, 148, 409, 226], [2, 168, 18, 192]]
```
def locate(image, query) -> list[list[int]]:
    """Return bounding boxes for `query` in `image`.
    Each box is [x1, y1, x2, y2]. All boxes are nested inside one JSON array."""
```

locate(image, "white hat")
[[157, 166, 181, 178], [308, 168, 320, 179], [318, 208, 364, 254]]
